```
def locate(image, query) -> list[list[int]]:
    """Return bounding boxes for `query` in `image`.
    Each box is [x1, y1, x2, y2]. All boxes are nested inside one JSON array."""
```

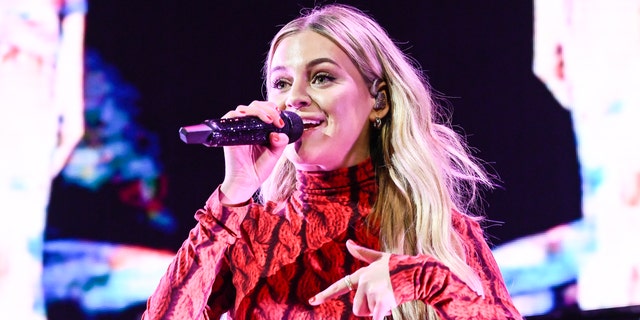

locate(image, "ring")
[[343, 275, 354, 291]]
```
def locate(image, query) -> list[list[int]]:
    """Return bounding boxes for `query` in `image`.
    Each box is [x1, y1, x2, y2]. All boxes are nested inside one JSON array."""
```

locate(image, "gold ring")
[[344, 275, 354, 291]]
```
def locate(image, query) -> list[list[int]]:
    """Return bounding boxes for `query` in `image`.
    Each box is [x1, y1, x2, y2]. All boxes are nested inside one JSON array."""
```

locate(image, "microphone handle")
[[204, 116, 279, 147], [179, 111, 303, 147]]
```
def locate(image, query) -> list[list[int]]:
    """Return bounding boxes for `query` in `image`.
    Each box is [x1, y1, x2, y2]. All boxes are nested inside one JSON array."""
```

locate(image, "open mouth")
[[303, 119, 323, 130]]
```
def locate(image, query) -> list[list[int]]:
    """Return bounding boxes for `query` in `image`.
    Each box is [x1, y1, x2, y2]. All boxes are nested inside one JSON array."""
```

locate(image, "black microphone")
[[179, 111, 304, 147]]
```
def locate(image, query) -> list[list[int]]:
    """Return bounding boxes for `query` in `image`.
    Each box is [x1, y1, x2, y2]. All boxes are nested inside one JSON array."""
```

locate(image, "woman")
[[144, 4, 521, 320]]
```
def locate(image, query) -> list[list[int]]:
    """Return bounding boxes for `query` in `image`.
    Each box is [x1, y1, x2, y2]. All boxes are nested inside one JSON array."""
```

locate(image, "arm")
[[142, 187, 249, 319], [143, 101, 287, 319], [389, 218, 522, 319], [310, 234, 521, 319], [51, 4, 86, 177]]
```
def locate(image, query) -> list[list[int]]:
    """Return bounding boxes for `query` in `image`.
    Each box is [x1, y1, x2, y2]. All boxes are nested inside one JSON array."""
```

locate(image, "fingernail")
[[273, 134, 279, 142], [278, 118, 284, 126], [308, 296, 315, 304]]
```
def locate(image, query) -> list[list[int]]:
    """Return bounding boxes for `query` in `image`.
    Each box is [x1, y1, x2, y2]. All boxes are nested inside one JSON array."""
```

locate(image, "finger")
[[352, 282, 370, 316], [346, 239, 384, 264], [367, 292, 377, 319], [309, 276, 353, 306], [234, 104, 274, 124], [269, 132, 289, 149], [221, 109, 246, 119], [372, 303, 389, 320], [244, 101, 283, 126]]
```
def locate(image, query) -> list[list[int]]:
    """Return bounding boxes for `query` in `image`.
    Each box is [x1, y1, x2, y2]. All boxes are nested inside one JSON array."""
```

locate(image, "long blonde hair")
[[260, 4, 494, 319]]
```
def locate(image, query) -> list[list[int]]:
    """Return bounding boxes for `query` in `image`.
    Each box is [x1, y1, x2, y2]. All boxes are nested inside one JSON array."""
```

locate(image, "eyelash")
[[270, 72, 336, 90], [312, 72, 335, 84], [271, 79, 288, 90]]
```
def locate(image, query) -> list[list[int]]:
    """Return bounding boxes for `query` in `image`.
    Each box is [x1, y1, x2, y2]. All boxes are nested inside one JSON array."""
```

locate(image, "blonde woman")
[[144, 4, 521, 319]]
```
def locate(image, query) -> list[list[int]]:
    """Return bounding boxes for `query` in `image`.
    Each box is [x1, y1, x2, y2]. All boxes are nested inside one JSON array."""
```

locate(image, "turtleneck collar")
[[293, 158, 376, 197]]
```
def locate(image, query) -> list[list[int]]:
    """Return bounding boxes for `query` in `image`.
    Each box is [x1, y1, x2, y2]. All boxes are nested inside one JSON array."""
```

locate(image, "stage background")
[[41, 1, 639, 319]]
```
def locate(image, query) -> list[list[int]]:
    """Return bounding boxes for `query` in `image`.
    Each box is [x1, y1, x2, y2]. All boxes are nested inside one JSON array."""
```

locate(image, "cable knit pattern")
[[142, 159, 521, 319], [388, 216, 521, 319]]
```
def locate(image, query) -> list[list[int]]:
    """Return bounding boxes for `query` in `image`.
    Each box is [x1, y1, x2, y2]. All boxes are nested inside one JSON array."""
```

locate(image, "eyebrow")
[[269, 57, 339, 74]]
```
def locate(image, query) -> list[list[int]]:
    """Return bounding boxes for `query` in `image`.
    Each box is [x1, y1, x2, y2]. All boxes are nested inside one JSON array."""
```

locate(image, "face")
[[267, 30, 376, 171]]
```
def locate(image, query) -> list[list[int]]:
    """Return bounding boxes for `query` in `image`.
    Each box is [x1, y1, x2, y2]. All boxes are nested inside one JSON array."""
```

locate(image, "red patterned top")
[[143, 159, 522, 319]]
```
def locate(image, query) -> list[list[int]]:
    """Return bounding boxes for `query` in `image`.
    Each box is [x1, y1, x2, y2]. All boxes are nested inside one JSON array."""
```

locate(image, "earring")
[[374, 117, 382, 129]]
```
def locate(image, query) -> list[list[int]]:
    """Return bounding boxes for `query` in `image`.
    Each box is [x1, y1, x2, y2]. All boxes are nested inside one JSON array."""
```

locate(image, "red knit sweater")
[[143, 159, 522, 319]]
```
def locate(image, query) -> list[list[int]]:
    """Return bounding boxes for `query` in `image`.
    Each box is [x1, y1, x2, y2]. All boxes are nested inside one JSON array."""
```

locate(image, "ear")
[[369, 80, 390, 122]]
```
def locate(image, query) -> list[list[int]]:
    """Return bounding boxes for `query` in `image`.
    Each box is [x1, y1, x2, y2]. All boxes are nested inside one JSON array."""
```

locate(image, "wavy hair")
[[259, 4, 494, 319]]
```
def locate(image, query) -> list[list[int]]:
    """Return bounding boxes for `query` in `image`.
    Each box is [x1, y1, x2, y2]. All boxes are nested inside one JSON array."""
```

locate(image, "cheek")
[[328, 105, 370, 133], [266, 93, 284, 106]]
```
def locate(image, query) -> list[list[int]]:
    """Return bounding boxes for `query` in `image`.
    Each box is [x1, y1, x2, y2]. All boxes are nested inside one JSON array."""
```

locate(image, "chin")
[[285, 146, 332, 171]]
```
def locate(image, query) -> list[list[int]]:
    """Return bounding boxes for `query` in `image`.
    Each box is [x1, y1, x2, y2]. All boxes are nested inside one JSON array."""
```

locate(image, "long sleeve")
[[142, 187, 249, 320], [388, 218, 522, 319]]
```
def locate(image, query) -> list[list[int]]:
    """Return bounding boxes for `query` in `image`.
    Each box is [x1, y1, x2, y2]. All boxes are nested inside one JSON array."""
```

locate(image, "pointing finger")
[[309, 275, 356, 306]]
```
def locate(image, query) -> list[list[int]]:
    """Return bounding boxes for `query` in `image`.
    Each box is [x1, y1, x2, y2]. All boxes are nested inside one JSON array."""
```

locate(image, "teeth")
[[303, 119, 322, 129], [302, 119, 321, 125]]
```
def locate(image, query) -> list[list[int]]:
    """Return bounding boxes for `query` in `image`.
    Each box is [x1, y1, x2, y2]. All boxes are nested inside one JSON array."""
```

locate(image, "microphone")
[[179, 111, 304, 147]]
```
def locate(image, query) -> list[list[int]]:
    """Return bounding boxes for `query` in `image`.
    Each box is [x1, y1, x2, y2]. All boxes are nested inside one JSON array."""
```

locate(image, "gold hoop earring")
[[374, 117, 382, 129]]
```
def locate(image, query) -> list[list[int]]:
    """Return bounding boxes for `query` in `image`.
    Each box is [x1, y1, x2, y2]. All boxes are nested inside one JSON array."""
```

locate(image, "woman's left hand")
[[309, 240, 398, 320]]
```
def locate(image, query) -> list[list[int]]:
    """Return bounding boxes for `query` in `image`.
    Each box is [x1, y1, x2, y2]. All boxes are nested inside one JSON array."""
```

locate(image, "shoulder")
[[452, 209, 485, 239], [451, 209, 499, 258], [239, 201, 290, 233]]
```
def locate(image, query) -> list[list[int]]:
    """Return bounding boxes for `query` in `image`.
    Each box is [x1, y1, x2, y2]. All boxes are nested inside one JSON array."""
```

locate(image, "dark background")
[[44, 0, 591, 319], [75, 0, 579, 250], [52, 0, 580, 270]]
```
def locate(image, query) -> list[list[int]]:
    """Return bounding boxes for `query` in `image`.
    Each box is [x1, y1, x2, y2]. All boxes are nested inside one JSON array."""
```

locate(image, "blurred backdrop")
[[4, 0, 635, 319]]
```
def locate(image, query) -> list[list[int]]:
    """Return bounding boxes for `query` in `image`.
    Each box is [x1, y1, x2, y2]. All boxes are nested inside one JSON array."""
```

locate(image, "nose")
[[285, 81, 311, 110]]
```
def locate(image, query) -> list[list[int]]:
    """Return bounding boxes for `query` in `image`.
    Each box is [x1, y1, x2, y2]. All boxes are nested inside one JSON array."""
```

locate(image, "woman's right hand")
[[218, 101, 290, 205]]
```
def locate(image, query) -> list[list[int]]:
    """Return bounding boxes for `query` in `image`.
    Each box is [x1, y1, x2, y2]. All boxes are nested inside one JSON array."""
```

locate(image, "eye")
[[271, 78, 290, 90], [311, 72, 335, 85]]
